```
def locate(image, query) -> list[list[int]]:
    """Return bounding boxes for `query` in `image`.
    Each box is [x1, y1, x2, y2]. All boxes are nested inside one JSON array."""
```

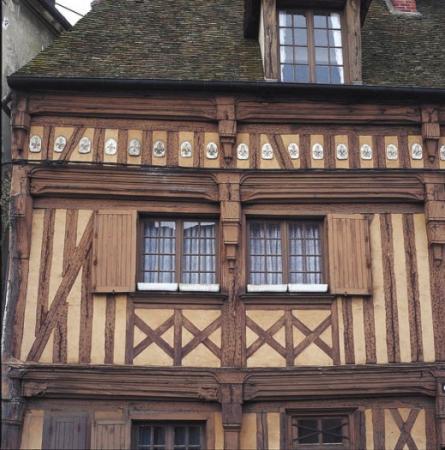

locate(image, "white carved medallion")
[[386, 144, 398, 160], [237, 143, 249, 160], [153, 140, 166, 158], [29, 135, 42, 153], [206, 142, 218, 159], [79, 137, 91, 154], [104, 138, 117, 155], [180, 141, 192, 158], [54, 136, 67, 153], [288, 143, 299, 159], [312, 143, 324, 160], [360, 144, 372, 160], [411, 143, 423, 160], [261, 143, 273, 160], [336, 143, 348, 160], [440, 145, 445, 161], [128, 139, 141, 156]]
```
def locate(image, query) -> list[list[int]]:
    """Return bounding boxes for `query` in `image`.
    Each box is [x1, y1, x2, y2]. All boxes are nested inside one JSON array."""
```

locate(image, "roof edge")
[[7, 75, 445, 102]]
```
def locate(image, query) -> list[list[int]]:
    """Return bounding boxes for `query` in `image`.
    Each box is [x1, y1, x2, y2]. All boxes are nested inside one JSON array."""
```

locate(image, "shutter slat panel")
[[43, 414, 88, 449], [93, 422, 128, 449], [93, 210, 137, 293], [328, 214, 372, 295]]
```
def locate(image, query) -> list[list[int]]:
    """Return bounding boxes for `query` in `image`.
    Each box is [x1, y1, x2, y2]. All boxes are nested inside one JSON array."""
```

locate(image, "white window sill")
[[137, 283, 178, 291], [288, 283, 328, 293], [178, 283, 220, 292], [247, 284, 328, 293], [247, 284, 288, 293]]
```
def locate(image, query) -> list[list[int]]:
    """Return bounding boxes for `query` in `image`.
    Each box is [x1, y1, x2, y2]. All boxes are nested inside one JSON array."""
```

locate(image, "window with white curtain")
[[139, 219, 217, 291], [248, 220, 326, 292]]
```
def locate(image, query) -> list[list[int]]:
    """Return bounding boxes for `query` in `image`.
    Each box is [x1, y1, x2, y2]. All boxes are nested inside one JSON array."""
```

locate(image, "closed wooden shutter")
[[93, 210, 137, 293], [327, 214, 372, 295], [93, 420, 129, 449], [42, 413, 89, 449]]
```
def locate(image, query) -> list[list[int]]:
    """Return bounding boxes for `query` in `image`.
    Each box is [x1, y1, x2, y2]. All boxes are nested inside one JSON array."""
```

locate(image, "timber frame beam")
[[28, 165, 426, 203], [8, 363, 442, 401]]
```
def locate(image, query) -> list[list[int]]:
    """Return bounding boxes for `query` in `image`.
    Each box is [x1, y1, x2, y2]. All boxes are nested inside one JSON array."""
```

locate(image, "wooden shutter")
[[92, 420, 129, 449], [327, 214, 372, 295], [93, 210, 137, 293], [42, 413, 89, 449]]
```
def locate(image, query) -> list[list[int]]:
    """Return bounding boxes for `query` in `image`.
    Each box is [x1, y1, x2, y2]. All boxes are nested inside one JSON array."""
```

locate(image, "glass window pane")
[[279, 10, 292, 27], [279, 28, 293, 45], [281, 64, 294, 82], [330, 47, 343, 65], [329, 29, 343, 47], [294, 47, 308, 64], [174, 427, 186, 445], [189, 427, 201, 445], [298, 419, 319, 444], [153, 427, 165, 445], [295, 65, 309, 82], [280, 46, 294, 63], [293, 14, 306, 28], [315, 47, 329, 64], [293, 28, 307, 46], [315, 65, 330, 83], [330, 66, 344, 84], [322, 418, 343, 443], [314, 29, 328, 46], [138, 426, 152, 445], [329, 13, 341, 29], [314, 14, 327, 28]]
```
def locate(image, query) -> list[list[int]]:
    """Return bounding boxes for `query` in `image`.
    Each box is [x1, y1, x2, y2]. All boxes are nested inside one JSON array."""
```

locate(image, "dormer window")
[[278, 10, 345, 83]]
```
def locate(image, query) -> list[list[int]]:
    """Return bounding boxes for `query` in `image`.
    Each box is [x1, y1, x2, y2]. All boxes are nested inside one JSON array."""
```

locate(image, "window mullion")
[[176, 220, 182, 283], [307, 11, 316, 83], [282, 222, 289, 285]]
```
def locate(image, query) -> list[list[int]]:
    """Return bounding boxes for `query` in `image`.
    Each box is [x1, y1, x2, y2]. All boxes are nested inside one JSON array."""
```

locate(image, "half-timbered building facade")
[[2, 0, 445, 449]]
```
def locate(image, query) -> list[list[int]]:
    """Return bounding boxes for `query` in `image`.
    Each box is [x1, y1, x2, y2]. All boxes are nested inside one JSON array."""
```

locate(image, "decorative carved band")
[[29, 167, 219, 202], [240, 172, 425, 203]]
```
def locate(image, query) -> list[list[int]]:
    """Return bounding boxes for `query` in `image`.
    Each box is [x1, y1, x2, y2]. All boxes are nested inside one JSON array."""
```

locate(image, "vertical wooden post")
[[261, 0, 279, 81], [345, 0, 362, 84], [424, 175, 445, 361], [2, 165, 32, 450], [11, 95, 30, 159], [217, 373, 245, 450], [217, 173, 243, 368]]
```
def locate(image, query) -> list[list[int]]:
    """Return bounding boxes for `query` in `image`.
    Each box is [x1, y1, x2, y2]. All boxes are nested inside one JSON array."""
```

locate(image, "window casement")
[[132, 422, 205, 450], [137, 218, 219, 292], [290, 415, 350, 449], [278, 10, 346, 84], [247, 220, 328, 293]]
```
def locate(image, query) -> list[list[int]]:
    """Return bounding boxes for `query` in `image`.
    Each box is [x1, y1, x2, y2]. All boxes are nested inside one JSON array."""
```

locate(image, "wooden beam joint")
[[11, 95, 31, 158], [424, 178, 445, 266]]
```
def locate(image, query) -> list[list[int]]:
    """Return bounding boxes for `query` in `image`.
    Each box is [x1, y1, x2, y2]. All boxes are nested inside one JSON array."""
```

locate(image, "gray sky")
[[56, 0, 92, 25]]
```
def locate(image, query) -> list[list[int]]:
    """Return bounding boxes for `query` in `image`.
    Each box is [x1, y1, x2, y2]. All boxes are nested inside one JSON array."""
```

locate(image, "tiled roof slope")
[[14, 0, 445, 88], [362, 0, 445, 88]]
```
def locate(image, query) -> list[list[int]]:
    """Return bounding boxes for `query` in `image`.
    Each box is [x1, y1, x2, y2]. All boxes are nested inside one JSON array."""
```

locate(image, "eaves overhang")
[[7, 75, 445, 104]]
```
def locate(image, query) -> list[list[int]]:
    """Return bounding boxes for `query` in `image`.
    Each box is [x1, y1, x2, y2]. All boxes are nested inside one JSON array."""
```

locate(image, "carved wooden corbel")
[[216, 97, 237, 167], [11, 95, 30, 159], [421, 106, 440, 163], [424, 176, 445, 265], [217, 175, 242, 272]]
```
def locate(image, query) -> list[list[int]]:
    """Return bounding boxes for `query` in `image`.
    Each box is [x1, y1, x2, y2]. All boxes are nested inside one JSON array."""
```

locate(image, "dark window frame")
[[247, 219, 326, 286], [277, 8, 349, 84], [138, 217, 219, 285], [288, 413, 351, 450], [132, 421, 206, 450]]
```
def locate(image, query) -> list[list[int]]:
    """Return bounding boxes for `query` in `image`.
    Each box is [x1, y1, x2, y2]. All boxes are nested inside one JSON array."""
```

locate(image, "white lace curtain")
[[143, 220, 216, 284], [249, 222, 322, 285]]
